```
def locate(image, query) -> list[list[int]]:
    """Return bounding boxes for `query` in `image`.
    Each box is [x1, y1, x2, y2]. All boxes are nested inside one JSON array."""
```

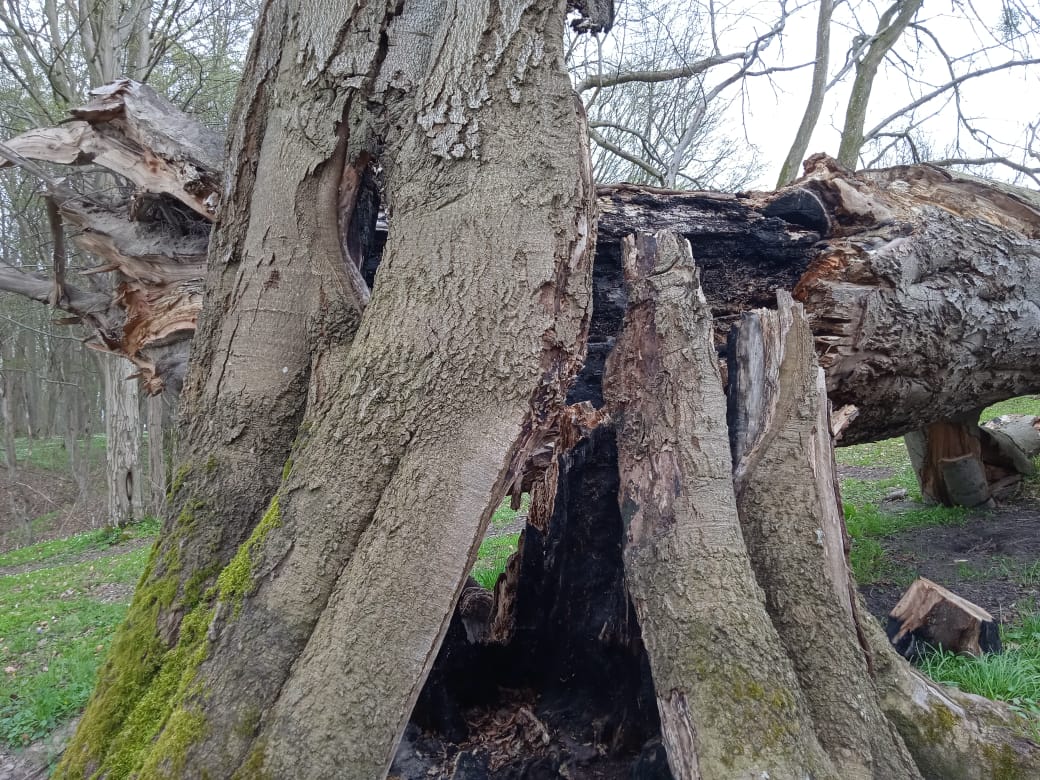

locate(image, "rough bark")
[[146, 392, 165, 514], [6, 80, 1040, 441], [790, 157, 1040, 443], [605, 231, 837, 778], [60, 0, 596, 777], [727, 292, 919, 778], [101, 356, 142, 527]]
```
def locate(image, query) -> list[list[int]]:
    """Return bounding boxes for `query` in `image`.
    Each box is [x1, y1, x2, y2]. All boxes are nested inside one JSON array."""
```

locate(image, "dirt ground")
[[860, 503, 1040, 625]]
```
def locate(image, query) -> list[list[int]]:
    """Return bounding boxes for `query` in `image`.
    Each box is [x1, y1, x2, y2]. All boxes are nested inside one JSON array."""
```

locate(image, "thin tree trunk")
[[101, 356, 142, 527], [836, 0, 923, 168], [0, 365, 15, 474], [146, 392, 165, 515], [776, 0, 833, 186]]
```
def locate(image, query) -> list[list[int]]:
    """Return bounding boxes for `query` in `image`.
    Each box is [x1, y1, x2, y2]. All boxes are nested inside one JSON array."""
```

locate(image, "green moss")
[[232, 740, 270, 780], [982, 742, 1025, 780], [175, 498, 204, 532], [281, 458, 293, 481], [168, 464, 192, 500], [217, 495, 281, 615], [204, 455, 218, 473], [184, 562, 223, 606], [928, 703, 956, 739], [53, 547, 181, 778], [233, 706, 261, 739], [96, 602, 213, 778]]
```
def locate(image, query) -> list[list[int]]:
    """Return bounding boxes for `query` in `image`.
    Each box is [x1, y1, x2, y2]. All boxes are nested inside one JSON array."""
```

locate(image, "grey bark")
[[59, 0, 597, 777], [605, 232, 836, 779], [776, 0, 832, 186], [101, 356, 142, 527], [836, 0, 924, 168], [728, 293, 920, 778]]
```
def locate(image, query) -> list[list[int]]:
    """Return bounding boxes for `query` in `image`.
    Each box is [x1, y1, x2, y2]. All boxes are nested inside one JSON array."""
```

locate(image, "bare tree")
[[779, 0, 1040, 185], [569, 0, 803, 189]]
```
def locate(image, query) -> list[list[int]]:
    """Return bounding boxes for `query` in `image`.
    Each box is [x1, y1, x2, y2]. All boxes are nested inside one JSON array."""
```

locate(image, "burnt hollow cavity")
[[368, 191, 820, 777]]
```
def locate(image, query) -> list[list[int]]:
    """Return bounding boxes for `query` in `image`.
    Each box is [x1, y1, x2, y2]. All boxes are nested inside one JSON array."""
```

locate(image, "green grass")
[[491, 493, 530, 529], [917, 610, 1040, 727], [0, 533, 156, 747], [982, 395, 1040, 420], [472, 533, 520, 590], [836, 394, 1040, 584], [13, 435, 107, 473], [0, 518, 161, 571]]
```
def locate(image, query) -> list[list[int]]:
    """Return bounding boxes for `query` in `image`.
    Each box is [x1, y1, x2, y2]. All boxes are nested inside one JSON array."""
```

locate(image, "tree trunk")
[[58, 0, 596, 777], [13, 7, 1037, 779], [101, 356, 142, 527], [146, 392, 166, 515], [605, 232, 837, 777], [0, 362, 15, 474]]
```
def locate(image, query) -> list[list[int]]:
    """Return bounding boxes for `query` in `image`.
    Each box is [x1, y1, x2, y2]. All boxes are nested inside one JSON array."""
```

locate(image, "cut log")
[[940, 455, 995, 509], [983, 414, 1040, 461], [888, 577, 1001, 658]]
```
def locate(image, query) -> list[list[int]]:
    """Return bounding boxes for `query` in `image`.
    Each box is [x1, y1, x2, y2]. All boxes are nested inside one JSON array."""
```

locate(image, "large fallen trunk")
[[5, 94, 1039, 440]]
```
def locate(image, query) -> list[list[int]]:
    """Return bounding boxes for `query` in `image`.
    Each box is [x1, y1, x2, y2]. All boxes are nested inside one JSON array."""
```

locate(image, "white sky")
[[583, 0, 1040, 190]]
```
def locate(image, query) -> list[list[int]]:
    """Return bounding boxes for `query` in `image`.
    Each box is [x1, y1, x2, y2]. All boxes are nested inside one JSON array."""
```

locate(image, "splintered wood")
[[888, 577, 1001, 657]]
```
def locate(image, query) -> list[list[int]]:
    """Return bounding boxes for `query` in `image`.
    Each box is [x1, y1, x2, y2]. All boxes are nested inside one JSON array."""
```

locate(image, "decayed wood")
[[888, 577, 1001, 657], [2, 79, 221, 217], [983, 414, 1040, 463], [0, 80, 215, 394], [605, 231, 837, 778], [728, 292, 919, 778]]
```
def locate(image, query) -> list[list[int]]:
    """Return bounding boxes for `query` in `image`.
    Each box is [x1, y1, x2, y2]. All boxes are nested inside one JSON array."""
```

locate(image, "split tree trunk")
[[605, 231, 919, 779]]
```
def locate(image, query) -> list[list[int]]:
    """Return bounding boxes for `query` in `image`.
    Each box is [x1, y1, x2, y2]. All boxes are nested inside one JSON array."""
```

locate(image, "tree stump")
[[887, 577, 1001, 658]]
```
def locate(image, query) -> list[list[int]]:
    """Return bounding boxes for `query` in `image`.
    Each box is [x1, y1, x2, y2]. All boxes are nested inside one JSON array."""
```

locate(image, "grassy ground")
[[0, 520, 157, 748], [838, 395, 1040, 717]]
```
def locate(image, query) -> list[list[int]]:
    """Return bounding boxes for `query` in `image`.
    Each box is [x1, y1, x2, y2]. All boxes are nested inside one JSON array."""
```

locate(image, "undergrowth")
[[917, 610, 1040, 729], [0, 526, 155, 747]]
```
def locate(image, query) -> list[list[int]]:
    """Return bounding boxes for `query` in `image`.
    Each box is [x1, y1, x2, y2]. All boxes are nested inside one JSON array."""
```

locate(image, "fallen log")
[[4, 84, 1040, 442]]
